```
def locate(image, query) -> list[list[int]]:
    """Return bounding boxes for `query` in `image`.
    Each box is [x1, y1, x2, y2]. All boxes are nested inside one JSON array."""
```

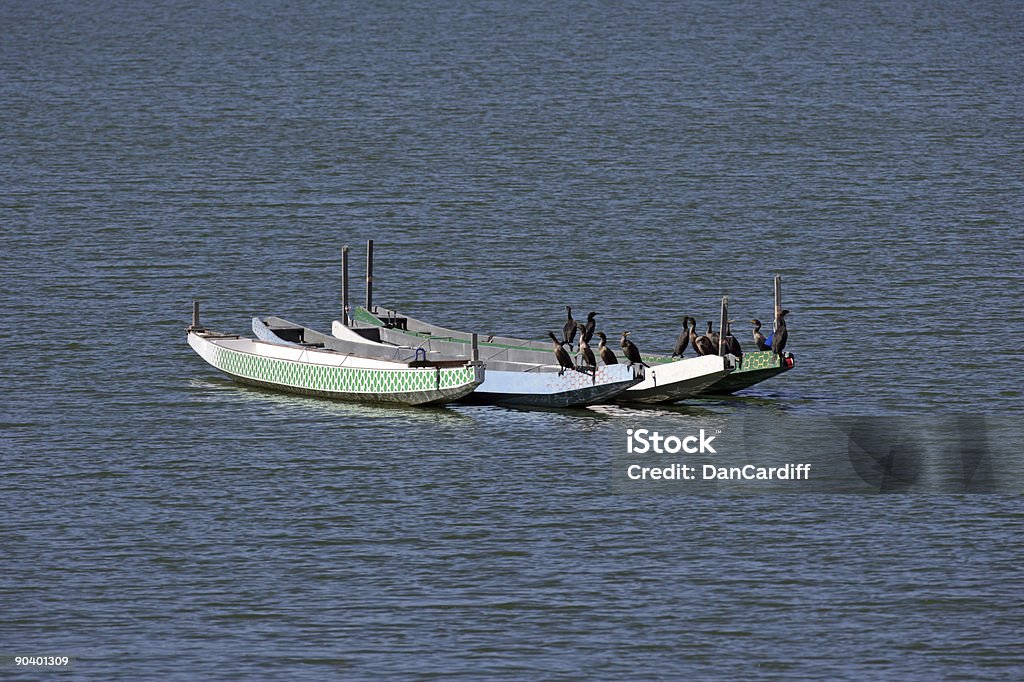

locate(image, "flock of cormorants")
[[548, 306, 790, 375]]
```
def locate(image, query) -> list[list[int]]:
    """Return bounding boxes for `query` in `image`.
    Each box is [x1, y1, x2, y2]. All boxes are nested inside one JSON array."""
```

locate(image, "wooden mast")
[[718, 296, 728, 356], [341, 244, 350, 326], [774, 274, 782, 332], [365, 239, 374, 313]]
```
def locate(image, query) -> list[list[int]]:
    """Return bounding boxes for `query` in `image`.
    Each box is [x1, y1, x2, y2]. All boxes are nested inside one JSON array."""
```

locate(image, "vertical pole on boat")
[[341, 244, 350, 326], [365, 239, 374, 312], [774, 275, 782, 332], [471, 333, 480, 364], [718, 296, 728, 356], [190, 300, 200, 331]]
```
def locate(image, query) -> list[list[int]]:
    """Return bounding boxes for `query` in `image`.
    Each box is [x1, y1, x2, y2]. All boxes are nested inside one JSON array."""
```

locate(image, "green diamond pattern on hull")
[[736, 350, 780, 372], [701, 350, 789, 394], [212, 345, 475, 395]]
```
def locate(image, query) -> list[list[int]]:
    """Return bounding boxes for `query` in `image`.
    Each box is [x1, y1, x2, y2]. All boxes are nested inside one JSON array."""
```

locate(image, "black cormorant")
[[548, 331, 576, 375], [751, 319, 769, 351], [722, 320, 743, 364], [577, 324, 597, 369], [690, 319, 715, 356], [596, 332, 618, 365], [705, 321, 720, 353], [671, 316, 691, 358], [582, 312, 597, 344], [773, 309, 790, 360], [562, 306, 577, 347], [620, 331, 649, 368]]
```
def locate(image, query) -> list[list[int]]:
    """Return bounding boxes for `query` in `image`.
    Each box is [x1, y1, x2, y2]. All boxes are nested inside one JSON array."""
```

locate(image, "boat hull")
[[461, 365, 641, 408], [619, 354, 733, 404], [333, 319, 640, 407], [188, 331, 482, 406], [701, 350, 793, 394], [352, 307, 732, 405]]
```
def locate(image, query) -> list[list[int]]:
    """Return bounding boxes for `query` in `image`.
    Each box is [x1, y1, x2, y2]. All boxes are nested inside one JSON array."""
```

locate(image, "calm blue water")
[[3, 1, 1023, 679]]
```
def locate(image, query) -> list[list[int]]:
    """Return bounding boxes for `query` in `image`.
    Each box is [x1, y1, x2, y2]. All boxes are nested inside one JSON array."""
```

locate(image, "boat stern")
[[700, 350, 794, 394]]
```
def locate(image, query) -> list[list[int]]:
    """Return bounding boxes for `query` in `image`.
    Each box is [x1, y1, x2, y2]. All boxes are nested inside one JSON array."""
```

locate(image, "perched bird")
[[577, 324, 597, 369], [751, 319, 769, 351], [671, 316, 691, 358], [705, 321, 720, 353], [722, 320, 743, 365], [690, 319, 715, 356], [562, 306, 577, 347], [687, 319, 699, 352], [596, 332, 618, 365], [773, 309, 790, 360], [548, 331, 576, 375], [620, 331, 650, 368], [582, 312, 598, 344]]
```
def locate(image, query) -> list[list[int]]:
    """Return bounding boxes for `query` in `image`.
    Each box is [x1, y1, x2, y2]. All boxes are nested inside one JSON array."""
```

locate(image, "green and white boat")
[[186, 313, 484, 406], [347, 306, 734, 405], [256, 316, 640, 408], [327, 241, 792, 403], [701, 349, 795, 394]]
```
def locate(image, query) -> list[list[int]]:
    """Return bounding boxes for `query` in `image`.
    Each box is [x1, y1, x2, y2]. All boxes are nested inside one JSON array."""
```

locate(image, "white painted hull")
[[352, 307, 733, 405], [187, 331, 483, 406], [617, 355, 732, 403], [331, 321, 639, 407]]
